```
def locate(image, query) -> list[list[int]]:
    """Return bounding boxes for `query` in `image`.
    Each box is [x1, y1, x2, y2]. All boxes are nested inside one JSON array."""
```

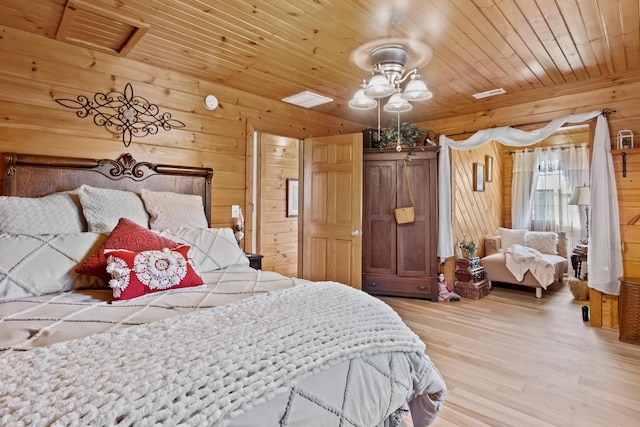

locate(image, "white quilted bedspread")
[[0, 267, 304, 352], [0, 275, 445, 426]]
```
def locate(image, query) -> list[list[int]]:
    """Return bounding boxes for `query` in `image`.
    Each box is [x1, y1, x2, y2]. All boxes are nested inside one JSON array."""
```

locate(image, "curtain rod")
[[505, 145, 585, 155], [442, 108, 616, 139]]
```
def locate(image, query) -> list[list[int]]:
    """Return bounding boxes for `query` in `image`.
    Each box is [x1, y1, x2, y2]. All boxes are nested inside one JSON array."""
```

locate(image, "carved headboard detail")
[[2, 152, 214, 223]]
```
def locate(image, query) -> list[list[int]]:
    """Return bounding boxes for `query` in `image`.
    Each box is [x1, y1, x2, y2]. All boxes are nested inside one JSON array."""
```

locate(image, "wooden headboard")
[[2, 153, 214, 223]]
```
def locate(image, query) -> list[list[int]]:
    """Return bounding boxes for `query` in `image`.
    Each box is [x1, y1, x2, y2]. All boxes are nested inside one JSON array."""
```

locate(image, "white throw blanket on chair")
[[504, 244, 556, 289]]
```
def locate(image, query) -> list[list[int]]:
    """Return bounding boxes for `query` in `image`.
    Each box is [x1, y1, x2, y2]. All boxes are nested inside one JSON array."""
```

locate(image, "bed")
[[0, 152, 446, 426]]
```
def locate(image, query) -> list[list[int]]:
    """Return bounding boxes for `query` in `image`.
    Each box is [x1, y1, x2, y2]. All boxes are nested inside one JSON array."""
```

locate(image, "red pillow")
[[75, 218, 179, 281], [104, 245, 203, 300]]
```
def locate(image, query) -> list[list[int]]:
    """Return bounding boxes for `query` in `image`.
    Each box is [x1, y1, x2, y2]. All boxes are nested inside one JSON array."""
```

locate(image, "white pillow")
[[0, 192, 86, 234], [158, 227, 249, 273], [498, 228, 528, 251], [78, 185, 149, 233], [141, 189, 208, 231], [526, 231, 558, 255], [0, 233, 107, 301]]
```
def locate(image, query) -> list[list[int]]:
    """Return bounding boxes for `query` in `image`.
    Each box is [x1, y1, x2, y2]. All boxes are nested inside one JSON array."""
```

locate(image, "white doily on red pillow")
[[105, 245, 203, 300]]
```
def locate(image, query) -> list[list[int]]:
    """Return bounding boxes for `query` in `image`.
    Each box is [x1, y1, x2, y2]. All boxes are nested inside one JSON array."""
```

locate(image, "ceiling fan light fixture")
[[402, 73, 433, 101], [349, 81, 378, 110], [402, 73, 432, 101], [364, 72, 396, 98], [349, 39, 432, 121], [383, 89, 412, 113]]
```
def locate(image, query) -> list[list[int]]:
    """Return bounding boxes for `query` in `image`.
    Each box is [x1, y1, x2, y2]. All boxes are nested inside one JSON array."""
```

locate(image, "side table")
[[246, 253, 263, 270], [571, 253, 587, 279]]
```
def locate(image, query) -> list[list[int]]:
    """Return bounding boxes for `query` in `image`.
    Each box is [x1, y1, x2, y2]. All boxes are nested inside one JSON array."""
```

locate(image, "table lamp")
[[568, 185, 590, 240]]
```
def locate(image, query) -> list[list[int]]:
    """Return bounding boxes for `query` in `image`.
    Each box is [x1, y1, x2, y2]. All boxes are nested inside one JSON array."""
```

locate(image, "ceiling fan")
[[347, 2, 434, 149], [348, 2, 433, 112]]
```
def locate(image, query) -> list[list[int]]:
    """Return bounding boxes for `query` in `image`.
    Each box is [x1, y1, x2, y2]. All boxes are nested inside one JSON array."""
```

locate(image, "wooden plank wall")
[[451, 141, 503, 257], [0, 25, 366, 230], [615, 148, 640, 277], [259, 133, 299, 277]]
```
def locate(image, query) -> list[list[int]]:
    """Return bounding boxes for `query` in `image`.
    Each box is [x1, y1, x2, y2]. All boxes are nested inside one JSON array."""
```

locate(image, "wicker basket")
[[393, 207, 415, 224], [567, 278, 590, 301], [619, 278, 640, 345]]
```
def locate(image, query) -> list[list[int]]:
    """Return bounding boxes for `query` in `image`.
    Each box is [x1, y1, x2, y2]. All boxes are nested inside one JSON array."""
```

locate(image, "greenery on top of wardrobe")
[[374, 119, 435, 151]]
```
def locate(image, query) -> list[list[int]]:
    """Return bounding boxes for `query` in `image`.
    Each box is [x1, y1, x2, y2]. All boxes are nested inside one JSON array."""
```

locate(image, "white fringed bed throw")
[[0, 282, 425, 426]]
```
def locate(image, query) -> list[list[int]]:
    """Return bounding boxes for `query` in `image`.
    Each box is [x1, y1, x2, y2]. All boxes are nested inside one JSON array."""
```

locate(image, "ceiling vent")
[[56, 0, 149, 56], [281, 91, 333, 108], [472, 88, 506, 99]]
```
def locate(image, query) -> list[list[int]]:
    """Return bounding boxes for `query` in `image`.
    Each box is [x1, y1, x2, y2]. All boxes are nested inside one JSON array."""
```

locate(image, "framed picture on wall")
[[286, 179, 299, 217], [473, 163, 485, 192], [485, 155, 493, 182]]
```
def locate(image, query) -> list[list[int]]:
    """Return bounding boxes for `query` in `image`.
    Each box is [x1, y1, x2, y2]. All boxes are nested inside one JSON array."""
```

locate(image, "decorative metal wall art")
[[55, 83, 185, 147]]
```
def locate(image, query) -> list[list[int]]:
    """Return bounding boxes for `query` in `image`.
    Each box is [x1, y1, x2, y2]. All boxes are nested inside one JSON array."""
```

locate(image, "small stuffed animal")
[[438, 273, 462, 302]]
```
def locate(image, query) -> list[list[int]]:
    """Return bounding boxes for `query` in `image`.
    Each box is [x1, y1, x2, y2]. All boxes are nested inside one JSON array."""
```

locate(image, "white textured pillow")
[[0, 233, 107, 300], [498, 228, 528, 251], [78, 185, 149, 233], [0, 192, 86, 234], [141, 189, 208, 231], [526, 231, 558, 255], [158, 227, 249, 273]]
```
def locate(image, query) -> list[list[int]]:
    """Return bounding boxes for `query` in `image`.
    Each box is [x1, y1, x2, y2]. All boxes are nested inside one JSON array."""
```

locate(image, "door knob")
[[351, 230, 360, 236]]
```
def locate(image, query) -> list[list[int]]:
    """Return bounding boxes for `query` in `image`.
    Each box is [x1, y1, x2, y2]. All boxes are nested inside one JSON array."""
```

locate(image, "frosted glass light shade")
[[364, 73, 395, 98], [383, 91, 412, 112], [348, 87, 377, 110], [402, 77, 432, 101]]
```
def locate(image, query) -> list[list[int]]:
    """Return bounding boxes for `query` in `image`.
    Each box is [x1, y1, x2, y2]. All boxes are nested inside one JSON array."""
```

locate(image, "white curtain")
[[512, 145, 590, 250], [437, 111, 623, 294], [589, 115, 623, 294], [511, 149, 538, 230], [561, 144, 591, 246]]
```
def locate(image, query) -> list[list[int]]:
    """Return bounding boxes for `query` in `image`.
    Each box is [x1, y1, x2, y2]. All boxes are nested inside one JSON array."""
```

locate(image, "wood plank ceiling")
[[1, 0, 638, 128]]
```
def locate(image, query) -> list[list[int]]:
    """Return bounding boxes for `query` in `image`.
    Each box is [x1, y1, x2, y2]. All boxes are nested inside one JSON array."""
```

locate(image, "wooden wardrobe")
[[362, 147, 439, 300]]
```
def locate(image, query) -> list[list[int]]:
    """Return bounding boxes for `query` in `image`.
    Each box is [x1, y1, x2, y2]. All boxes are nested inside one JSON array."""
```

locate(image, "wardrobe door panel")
[[363, 160, 396, 275]]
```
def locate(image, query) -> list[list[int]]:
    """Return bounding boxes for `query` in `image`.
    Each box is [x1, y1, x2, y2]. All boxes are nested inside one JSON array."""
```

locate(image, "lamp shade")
[[568, 186, 590, 206], [348, 85, 377, 110], [402, 74, 433, 101], [364, 73, 395, 98], [383, 91, 413, 112]]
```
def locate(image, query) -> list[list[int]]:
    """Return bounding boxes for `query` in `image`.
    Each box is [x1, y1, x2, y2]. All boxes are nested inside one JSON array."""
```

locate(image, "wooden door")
[[302, 133, 363, 288]]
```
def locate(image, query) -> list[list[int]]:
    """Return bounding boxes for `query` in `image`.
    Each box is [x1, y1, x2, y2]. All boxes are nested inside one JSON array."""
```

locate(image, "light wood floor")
[[382, 282, 640, 427]]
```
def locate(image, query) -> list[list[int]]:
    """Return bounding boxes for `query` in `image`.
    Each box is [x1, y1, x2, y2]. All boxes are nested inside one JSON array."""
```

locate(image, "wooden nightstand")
[[246, 253, 263, 270]]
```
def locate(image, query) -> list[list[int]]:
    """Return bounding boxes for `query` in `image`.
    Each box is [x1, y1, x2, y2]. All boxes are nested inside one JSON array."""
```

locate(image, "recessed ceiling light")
[[472, 88, 506, 99], [281, 91, 333, 108]]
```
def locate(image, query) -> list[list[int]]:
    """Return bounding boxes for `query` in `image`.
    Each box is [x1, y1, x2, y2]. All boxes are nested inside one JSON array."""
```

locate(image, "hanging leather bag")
[[393, 160, 415, 224]]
